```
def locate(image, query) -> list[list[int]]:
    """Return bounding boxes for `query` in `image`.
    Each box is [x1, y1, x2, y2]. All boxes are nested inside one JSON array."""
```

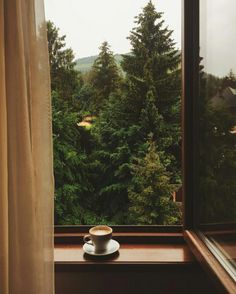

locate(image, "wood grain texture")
[[55, 243, 194, 264], [184, 230, 236, 294], [54, 232, 184, 245]]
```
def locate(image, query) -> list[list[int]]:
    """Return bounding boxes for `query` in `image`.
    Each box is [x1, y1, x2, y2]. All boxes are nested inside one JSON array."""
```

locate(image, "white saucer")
[[83, 239, 120, 256]]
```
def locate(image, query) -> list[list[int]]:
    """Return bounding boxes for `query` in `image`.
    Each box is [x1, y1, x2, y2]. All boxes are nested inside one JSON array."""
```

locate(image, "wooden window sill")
[[54, 231, 196, 271], [55, 242, 194, 263]]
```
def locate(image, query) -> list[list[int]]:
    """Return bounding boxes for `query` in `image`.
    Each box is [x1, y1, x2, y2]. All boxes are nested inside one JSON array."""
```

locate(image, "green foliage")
[[90, 41, 122, 113], [90, 1, 182, 224], [128, 137, 181, 225], [52, 91, 95, 224], [75, 54, 124, 73], [48, 1, 183, 226], [121, 0, 181, 181], [199, 70, 236, 223], [77, 83, 97, 113], [47, 21, 83, 104], [47, 23, 98, 224]]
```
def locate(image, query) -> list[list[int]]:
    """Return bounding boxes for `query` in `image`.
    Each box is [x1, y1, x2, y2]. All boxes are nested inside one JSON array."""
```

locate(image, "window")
[[198, 0, 236, 282], [45, 0, 182, 226], [183, 0, 236, 290], [51, 0, 236, 291]]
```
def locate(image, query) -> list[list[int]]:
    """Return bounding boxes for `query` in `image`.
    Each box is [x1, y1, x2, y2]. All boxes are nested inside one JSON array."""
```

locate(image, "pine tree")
[[128, 137, 180, 225], [47, 21, 82, 104], [122, 1, 180, 110], [121, 0, 181, 179], [47, 21, 99, 224], [90, 41, 121, 113], [92, 2, 182, 223]]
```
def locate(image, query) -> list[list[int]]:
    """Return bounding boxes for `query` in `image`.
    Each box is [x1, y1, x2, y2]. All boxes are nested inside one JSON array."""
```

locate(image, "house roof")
[[77, 121, 92, 127], [229, 87, 236, 96]]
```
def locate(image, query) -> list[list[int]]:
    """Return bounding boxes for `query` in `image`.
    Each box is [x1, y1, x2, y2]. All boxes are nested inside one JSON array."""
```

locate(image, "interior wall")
[[55, 265, 215, 294]]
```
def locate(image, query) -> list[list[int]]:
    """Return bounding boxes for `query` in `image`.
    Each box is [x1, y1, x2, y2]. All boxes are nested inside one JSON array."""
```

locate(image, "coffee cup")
[[83, 225, 113, 252]]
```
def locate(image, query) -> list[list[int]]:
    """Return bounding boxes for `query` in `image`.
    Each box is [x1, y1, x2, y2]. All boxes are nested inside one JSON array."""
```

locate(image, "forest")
[[48, 1, 236, 225]]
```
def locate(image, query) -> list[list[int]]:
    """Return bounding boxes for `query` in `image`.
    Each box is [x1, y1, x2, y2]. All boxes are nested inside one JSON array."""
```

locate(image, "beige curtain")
[[0, 0, 54, 293]]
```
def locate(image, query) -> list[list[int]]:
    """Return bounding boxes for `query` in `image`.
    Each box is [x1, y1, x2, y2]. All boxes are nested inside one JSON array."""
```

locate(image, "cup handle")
[[83, 234, 94, 246]]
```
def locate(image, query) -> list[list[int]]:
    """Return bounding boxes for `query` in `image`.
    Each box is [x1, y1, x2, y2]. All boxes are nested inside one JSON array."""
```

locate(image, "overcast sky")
[[200, 0, 236, 77], [44, 0, 181, 58], [44, 0, 236, 77]]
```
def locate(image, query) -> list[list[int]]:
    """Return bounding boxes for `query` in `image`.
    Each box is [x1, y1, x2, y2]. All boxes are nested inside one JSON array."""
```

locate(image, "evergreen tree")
[[199, 66, 236, 223], [78, 83, 97, 113], [48, 2, 183, 225], [122, 1, 180, 113], [47, 21, 82, 104], [121, 0, 181, 179], [93, 2, 181, 224], [47, 21, 99, 224], [52, 91, 93, 224], [128, 137, 180, 225], [90, 41, 121, 113], [221, 69, 236, 90], [91, 91, 137, 223]]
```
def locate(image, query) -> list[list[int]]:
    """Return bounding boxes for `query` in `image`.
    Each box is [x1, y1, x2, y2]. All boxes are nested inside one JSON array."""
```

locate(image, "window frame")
[[182, 0, 236, 292], [54, 0, 236, 292]]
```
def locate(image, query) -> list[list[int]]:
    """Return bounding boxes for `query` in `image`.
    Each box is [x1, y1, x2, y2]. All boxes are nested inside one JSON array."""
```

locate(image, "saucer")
[[83, 239, 120, 256]]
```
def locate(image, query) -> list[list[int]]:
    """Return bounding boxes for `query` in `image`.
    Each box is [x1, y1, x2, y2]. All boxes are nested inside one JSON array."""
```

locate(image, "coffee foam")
[[90, 226, 112, 236], [92, 229, 110, 236]]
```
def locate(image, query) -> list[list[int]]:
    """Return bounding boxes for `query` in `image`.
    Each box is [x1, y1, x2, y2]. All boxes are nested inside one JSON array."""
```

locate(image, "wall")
[[55, 264, 216, 294]]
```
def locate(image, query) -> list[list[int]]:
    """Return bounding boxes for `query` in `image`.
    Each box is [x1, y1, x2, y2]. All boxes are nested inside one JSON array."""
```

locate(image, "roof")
[[83, 115, 96, 122], [77, 121, 92, 127], [229, 87, 236, 96], [211, 87, 236, 108]]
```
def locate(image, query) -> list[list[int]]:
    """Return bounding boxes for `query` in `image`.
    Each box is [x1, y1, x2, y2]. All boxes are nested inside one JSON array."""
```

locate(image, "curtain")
[[0, 0, 54, 293]]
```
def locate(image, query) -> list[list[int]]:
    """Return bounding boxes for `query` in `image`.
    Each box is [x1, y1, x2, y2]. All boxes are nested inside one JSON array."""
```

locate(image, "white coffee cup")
[[83, 225, 113, 252]]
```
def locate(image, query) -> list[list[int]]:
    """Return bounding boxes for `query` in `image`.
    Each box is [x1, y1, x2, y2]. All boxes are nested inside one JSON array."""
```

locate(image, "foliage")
[[75, 54, 124, 73], [221, 69, 236, 90], [90, 41, 122, 113], [91, 1, 182, 223], [47, 23, 98, 224], [47, 21, 83, 105], [128, 137, 180, 225], [199, 70, 236, 223], [48, 1, 183, 226], [52, 91, 94, 224], [121, 0, 181, 181]]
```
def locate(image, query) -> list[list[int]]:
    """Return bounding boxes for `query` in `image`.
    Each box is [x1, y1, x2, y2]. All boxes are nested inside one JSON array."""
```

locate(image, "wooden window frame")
[[54, 225, 183, 245], [54, 1, 236, 292], [182, 0, 236, 293]]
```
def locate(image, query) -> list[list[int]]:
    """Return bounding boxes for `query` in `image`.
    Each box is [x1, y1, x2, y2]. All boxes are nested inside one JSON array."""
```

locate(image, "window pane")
[[45, 0, 182, 225], [199, 0, 236, 279]]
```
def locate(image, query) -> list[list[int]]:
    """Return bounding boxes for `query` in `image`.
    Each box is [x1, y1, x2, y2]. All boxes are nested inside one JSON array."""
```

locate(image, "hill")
[[75, 51, 181, 73], [75, 54, 124, 73]]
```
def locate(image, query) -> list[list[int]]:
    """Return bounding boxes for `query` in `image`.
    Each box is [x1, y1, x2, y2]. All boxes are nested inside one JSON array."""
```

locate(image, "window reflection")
[[199, 0, 236, 279]]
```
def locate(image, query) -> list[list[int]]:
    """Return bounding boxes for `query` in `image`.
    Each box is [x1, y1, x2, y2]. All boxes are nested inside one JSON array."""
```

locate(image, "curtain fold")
[[0, 0, 54, 293]]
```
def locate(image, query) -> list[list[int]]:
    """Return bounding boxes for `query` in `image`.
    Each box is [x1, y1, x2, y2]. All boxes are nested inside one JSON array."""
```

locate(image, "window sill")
[[54, 229, 196, 271]]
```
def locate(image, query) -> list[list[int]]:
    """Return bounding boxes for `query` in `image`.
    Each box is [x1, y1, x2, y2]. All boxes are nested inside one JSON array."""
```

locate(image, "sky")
[[44, 0, 236, 77], [200, 0, 236, 77], [44, 0, 181, 58]]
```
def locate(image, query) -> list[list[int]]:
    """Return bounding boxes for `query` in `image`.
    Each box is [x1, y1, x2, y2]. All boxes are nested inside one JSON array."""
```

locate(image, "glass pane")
[[199, 0, 236, 279], [44, 0, 182, 225]]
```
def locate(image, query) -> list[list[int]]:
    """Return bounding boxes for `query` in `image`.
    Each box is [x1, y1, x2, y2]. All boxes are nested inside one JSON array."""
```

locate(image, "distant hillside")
[[75, 51, 181, 73], [75, 54, 124, 73]]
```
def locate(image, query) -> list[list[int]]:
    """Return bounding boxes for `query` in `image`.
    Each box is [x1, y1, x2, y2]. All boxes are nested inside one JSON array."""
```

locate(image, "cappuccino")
[[84, 225, 113, 252], [89, 226, 112, 236], [92, 228, 111, 236]]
